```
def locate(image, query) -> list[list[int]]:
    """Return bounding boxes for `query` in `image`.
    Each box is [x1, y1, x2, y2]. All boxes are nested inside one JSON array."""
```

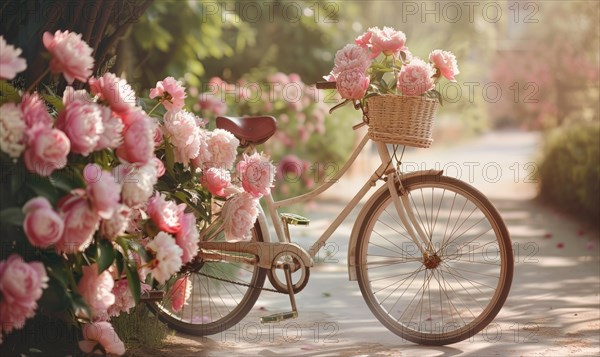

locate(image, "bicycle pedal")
[[260, 311, 298, 324], [280, 213, 310, 226]]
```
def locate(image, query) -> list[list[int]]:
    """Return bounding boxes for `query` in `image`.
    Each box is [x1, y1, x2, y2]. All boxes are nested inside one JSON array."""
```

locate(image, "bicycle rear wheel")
[[356, 175, 513, 345], [147, 223, 266, 336]]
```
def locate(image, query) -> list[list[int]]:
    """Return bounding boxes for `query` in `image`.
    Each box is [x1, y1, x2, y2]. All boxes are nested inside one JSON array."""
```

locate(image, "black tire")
[[355, 175, 513, 345], [147, 223, 267, 336]]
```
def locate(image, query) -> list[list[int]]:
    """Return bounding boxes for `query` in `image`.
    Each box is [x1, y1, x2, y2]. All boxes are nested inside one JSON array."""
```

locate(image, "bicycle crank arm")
[[199, 241, 313, 270]]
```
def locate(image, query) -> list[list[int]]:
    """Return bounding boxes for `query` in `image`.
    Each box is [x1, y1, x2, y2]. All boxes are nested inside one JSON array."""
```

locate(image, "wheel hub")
[[423, 253, 442, 269]]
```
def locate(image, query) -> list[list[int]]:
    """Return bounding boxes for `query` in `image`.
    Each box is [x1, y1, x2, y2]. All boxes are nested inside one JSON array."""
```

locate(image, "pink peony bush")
[[0, 33, 275, 354]]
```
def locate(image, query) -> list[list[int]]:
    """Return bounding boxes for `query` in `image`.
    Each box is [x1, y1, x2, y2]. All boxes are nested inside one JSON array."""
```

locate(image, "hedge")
[[538, 123, 600, 224]]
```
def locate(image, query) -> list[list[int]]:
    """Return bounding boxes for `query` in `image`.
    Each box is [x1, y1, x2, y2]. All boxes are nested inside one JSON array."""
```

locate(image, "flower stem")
[[147, 101, 161, 115], [26, 67, 50, 92]]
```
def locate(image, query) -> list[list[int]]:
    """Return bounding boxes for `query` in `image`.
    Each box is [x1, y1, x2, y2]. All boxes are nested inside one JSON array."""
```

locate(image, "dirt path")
[[150, 131, 599, 357]]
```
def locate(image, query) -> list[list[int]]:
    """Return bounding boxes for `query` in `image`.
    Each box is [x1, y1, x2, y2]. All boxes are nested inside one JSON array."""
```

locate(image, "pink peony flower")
[[332, 44, 370, 75], [84, 164, 122, 219], [237, 152, 275, 198], [117, 163, 158, 208], [0, 36, 27, 80], [100, 204, 130, 240], [116, 111, 155, 164], [162, 109, 201, 166], [197, 93, 227, 116], [355, 28, 374, 49], [146, 232, 183, 284], [190, 128, 211, 168], [22, 197, 64, 248], [147, 193, 185, 233], [276, 155, 304, 180], [0, 254, 48, 337], [56, 99, 104, 156], [95, 106, 124, 150], [0, 102, 27, 158], [79, 322, 125, 356], [429, 49, 460, 82], [55, 192, 101, 254], [150, 76, 187, 111], [201, 167, 231, 196], [205, 129, 239, 170], [175, 212, 200, 264], [77, 264, 115, 320], [107, 279, 135, 318], [370, 27, 407, 57], [88, 73, 137, 116], [169, 276, 192, 313], [42, 30, 94, 84], [397, 58, 435, 96], [23, 125, 70, 176], [336, 69, 370, 100], [222, 192, 259, 241], [152, 119, 164, 146], [20, 92, 52, 128], [151, 157, 166, 177]]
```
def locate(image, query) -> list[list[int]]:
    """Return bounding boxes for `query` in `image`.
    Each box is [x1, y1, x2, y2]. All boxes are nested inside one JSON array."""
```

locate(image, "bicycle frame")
[[261, 133, 433, 263], [199, 131, 439, 278]]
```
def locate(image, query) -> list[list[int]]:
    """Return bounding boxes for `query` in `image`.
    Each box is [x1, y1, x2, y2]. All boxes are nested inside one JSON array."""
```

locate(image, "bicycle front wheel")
[[356, 175, 513, 345], [148, 223, 266, 336]]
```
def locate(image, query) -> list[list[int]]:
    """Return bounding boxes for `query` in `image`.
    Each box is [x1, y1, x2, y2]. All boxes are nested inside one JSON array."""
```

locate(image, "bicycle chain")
[[196, 271, 284, 294]]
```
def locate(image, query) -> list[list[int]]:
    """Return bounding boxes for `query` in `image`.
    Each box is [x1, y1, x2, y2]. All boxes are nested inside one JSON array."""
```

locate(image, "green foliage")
[[111, 304, 170, 351], [539, 123, 600, 224], [121, 1, 353, 89], [120, 0, 256, 88]]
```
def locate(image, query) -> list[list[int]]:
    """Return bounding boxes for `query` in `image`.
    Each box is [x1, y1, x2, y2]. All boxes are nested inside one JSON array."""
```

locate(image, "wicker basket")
[[365, 95, 438, 148]]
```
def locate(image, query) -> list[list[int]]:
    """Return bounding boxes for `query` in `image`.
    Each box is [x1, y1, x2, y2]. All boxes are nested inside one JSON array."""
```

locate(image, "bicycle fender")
[[347, 169, 443, 281]]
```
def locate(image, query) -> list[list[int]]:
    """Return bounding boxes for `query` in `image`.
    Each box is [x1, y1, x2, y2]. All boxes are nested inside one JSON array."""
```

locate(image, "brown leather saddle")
[[216, 116, 277, 147]]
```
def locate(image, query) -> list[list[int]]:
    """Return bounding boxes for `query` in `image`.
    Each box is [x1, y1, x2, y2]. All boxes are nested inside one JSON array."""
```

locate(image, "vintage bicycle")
[[147, 82, 514, 346]]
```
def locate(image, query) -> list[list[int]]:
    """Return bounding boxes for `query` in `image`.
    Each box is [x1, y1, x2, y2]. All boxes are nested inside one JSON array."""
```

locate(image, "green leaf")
[[128, 240, 150, 262], [0, 207, 25, 226], [0, 80, 21, 103], [50, 168, 86, 193], [27, 176, 59, 204], [97, 239, 115, 273], [115, 250, 125, 276], [70, 292, 92, 322], [46, 262, 69, 288], [41, 93, 64, 112], [125, 263, 141, 304]]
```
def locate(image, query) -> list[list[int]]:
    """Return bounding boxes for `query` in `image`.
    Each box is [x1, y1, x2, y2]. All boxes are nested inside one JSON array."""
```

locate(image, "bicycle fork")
[[376, 142, 432, 256]]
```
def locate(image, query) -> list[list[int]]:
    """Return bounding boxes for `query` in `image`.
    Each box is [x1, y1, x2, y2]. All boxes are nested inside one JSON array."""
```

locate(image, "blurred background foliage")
[[69, 0, 600, 219]]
